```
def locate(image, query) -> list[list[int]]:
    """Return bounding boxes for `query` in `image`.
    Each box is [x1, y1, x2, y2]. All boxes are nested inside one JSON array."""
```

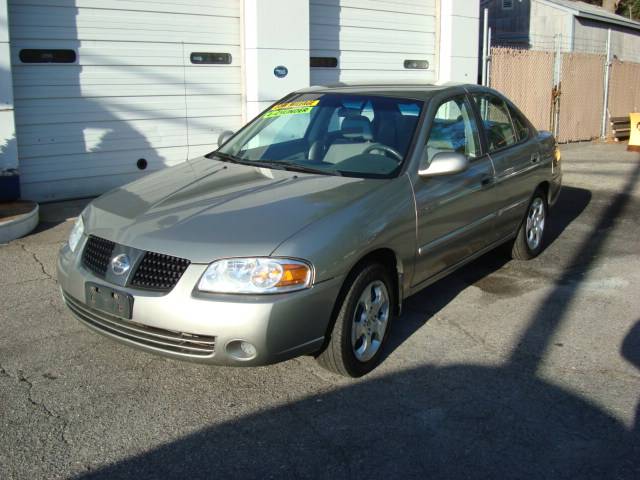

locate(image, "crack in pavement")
[[18, 243, 57, 283], [0, 364, 71, 447]]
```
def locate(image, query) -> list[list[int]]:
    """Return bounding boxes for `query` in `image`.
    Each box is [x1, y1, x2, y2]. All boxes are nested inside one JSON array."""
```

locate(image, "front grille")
[[63, 293, 216, 357], [130, 251, 191, 292], [82, 236, 116, 277]]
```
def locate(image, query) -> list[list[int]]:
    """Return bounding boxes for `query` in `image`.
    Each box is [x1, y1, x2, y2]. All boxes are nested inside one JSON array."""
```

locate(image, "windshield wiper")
[[210, 151, 247, 164], [277, 162, 342, 176], [211, 155, 341, 176]]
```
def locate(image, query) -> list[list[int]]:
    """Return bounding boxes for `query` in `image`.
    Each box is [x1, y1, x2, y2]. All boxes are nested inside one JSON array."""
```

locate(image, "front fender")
[[271, 174, 416, 296]]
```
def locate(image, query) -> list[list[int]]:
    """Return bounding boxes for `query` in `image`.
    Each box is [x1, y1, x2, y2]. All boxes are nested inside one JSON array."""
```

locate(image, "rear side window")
[[473, 94, 518, 152], [508, 105, 531, 141]]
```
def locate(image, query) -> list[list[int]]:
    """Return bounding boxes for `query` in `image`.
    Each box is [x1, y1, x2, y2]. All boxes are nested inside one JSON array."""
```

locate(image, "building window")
[[404, 59, 429, 69], [190, 52, 232, 64], [310, 57, 338, 68], [502, 0, 514, 9], [19, 49, 76, 63]]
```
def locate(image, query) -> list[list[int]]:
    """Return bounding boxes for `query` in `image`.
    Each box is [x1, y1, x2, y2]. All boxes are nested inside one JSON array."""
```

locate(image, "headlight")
[[197, 258, 312, 294], [68, 216, 84, 253]]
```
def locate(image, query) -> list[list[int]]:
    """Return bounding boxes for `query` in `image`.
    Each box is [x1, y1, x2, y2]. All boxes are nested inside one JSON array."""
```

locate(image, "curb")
[[0, 201, 39, 243]]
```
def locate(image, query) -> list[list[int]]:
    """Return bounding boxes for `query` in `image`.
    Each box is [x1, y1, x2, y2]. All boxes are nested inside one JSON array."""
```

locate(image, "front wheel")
[[512, 189, 548, 260], [316, 263, 395, 377]]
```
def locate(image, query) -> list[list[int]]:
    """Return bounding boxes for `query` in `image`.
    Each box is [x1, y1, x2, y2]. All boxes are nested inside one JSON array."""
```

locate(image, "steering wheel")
[[362, 143, 403, 162]]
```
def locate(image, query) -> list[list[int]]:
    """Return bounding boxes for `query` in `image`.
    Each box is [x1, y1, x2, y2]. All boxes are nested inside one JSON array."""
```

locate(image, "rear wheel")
[[316, 263, 395, 377], [512, 189, 548, 260]]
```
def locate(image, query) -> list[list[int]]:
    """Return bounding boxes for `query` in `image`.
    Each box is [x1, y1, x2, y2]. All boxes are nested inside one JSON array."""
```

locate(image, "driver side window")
[[425, 96, 481, 166]]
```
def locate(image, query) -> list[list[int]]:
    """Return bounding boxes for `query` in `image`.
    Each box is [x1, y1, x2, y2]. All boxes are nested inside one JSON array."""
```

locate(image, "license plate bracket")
[[85, 283, 133, 319]]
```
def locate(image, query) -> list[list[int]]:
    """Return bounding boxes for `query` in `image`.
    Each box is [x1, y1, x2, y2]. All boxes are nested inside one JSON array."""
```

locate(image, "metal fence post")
[[552, 34, 563, 137], [601, 28, 612, 139], [482, 8, 489, 86]]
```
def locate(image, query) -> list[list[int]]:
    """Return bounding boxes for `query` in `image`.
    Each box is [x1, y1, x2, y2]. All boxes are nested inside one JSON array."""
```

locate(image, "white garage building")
[[0, 0, 480, 202]]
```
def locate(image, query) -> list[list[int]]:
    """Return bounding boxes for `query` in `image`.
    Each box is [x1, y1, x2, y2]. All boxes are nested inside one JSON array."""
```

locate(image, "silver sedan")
[[58, 84, 562, 377]]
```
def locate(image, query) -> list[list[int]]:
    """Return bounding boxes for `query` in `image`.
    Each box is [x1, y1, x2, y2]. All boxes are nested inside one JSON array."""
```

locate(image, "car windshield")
[[214, 93, 424, 178]]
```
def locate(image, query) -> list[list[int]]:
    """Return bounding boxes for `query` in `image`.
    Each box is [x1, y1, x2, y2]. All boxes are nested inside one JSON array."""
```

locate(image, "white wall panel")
[[9, 0, 242, 201], [310, 0, 438, 85]]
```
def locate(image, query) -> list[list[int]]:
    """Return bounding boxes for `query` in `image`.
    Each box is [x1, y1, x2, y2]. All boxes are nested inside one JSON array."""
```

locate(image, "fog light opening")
[[226, 340, 258, 360]]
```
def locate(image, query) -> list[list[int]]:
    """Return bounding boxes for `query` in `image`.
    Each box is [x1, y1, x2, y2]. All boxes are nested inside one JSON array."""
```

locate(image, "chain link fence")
[[488, 35, 640, 143]]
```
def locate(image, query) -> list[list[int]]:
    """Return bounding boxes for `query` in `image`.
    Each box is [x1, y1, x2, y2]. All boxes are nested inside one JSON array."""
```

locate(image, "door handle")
[[531, 153, 541, 164]]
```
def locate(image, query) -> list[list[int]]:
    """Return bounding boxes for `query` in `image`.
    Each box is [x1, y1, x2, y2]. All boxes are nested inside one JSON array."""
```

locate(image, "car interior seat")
[[323, 112, 374, 164]]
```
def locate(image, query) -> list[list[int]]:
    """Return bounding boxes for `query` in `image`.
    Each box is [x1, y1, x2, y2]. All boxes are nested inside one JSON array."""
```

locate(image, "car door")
[[471, 93, 540, 241], [411, 94, 498, 287]]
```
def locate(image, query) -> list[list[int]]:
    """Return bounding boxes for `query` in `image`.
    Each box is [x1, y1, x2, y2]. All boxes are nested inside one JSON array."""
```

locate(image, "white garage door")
[[310, 0, 438, 86], [9, 0, 242, 201]]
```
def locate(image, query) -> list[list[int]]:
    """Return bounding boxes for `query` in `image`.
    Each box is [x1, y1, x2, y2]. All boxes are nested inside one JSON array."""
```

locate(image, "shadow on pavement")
[[78, 362, 638, 480], [622, 320, 640, 433]]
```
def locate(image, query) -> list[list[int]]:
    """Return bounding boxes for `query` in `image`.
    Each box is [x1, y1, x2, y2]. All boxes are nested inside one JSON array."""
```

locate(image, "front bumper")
[[57, 238, 343, 366]]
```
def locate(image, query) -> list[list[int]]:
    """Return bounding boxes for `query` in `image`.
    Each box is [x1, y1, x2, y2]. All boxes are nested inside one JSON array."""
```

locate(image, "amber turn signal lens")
[[276, 263, 311, 287]]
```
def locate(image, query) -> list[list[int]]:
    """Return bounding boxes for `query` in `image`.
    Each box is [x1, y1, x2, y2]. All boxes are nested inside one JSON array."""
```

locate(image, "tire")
[[511, 188, 548, 260], [316, 263, 396, 377]]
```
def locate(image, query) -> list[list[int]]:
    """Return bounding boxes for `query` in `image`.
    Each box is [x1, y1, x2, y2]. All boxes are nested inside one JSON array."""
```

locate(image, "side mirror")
[[418, 152, 469, 178], [217, 130, 234, 148]]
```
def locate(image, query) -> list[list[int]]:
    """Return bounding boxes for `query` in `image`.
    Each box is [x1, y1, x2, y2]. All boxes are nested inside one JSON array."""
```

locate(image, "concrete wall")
[[439, 0, 480, 83], [243, 0, 309, 121], [0, 0, 19, 200]]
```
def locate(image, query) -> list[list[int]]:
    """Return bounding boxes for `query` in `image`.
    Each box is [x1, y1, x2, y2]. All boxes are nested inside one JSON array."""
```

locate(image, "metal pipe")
[[601, 28, 612, 139], [482, 8, 489, 86]]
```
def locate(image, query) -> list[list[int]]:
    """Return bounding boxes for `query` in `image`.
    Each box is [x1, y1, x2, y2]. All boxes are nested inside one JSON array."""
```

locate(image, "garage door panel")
[[311, 69, 436, 85], [10, 41, 241, 67], [9, 5, 240, 44], [310, 0, 437, 85], [10, 0, 242, 200], [17, 118, 189, 158], [310, 26, 435, 53], [14, 0, 239, 17], [14, 96, 241, 126], [311, 50, 436, 71], [20, 145, 189, 182], [17, 115, 240, 159], [12, 66, 241, 89], [14, 83, 241, 100], [311, 0, 436, 16], [310, 4, 436, 32]]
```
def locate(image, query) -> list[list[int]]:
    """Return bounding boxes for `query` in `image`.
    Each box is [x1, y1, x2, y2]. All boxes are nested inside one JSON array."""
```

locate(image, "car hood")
[[84, 157, 382, 263]]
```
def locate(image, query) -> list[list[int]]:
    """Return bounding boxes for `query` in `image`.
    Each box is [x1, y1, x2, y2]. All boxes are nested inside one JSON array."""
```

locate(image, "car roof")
[[296, 82, 492, 102]]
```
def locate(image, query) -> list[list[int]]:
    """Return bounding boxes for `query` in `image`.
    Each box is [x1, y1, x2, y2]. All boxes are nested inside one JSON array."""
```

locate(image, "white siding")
[[310, 0, 438, 85], [9, 0, 242, 201], [573, 18, 640, 62], [530, 1, 573, 51]]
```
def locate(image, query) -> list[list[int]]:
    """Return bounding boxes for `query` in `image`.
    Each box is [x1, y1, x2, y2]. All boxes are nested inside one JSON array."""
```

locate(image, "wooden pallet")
[[611, 116, 631, 142]]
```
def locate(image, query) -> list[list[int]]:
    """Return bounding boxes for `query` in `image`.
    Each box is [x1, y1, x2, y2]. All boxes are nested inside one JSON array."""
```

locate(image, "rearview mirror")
[[418, 152, 469, 178], [217, 130, 234, 148]]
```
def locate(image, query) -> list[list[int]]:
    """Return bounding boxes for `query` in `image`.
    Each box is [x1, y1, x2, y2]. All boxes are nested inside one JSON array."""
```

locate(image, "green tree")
[[617, 0, 640, 19]]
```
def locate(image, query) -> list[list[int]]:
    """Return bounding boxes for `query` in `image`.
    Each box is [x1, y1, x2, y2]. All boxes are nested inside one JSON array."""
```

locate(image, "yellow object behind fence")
[[629, 113, 640, 152]]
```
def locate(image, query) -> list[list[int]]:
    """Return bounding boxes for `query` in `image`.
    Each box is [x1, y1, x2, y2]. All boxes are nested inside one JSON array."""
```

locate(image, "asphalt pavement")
[[1, 142, 639, 479]]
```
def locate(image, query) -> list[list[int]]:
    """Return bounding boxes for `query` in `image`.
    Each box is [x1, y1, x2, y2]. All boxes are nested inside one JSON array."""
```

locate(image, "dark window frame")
[[190, 52, 232, 65], [310, 57, 338, 68], [404, 59, 430, 70], [19, 49, 76, 64]]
